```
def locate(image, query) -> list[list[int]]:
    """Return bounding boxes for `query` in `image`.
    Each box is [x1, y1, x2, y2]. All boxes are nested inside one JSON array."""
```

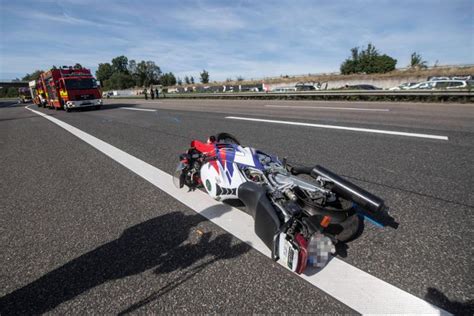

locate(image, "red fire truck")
[[30, 65, 102, 112]]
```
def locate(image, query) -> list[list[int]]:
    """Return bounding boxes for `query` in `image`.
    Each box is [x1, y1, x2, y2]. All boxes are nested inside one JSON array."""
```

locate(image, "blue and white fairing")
[[200, 144, 277, 200]]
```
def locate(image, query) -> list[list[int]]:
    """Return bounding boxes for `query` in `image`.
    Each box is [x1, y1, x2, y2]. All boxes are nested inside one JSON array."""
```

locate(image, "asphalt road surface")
[[1, 99, 473, 314]]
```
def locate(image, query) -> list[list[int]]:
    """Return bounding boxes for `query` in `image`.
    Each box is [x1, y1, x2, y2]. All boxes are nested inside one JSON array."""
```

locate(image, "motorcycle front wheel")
[[173, 162, 187, 189], [216, 132, 240, 145]]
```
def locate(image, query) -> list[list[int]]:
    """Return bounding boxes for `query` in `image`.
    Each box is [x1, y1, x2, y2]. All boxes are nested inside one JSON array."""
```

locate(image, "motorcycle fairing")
[[238, 181, 282, 259], [191, 140, 268, 198]]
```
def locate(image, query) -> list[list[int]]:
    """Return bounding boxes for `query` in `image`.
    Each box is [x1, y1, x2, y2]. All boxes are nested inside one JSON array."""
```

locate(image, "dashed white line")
[[226, 116, 449, 141], [26, 105, 450, 315], [120, 107, 157, 112], [265, 104, 390, 112]]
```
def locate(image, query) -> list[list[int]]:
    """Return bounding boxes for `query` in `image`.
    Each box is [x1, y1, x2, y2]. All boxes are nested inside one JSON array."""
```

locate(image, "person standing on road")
[[150, 88, 155, 100], [155, 88, 159, 99], [144, 89, 148, 100]]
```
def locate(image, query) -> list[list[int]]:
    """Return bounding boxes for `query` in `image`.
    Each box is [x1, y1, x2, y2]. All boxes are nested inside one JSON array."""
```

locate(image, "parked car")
[[428, 77, 450, 81], [409, 80, 469, 90], [343, 84, 381, 90], [388, 82, 419, 90], [451, 76, 472, 80], [272, 87, 297, 92], [295, 84, 316, 91], [431, 80, 469, 89], [408, 81, 435, 89]]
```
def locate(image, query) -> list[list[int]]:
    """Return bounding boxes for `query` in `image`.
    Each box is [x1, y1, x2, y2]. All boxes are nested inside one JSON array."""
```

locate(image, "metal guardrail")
[[163, 90, 473, 98]]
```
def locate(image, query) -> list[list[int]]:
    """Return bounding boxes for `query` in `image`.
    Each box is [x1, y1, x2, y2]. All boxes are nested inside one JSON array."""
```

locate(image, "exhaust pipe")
[[290, 164, 398, 228], [311, 165, 385, 214]]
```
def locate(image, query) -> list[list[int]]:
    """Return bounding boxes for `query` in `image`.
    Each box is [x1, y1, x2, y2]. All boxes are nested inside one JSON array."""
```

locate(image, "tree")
[[103, 72, 135, 90], [190, 76, 195, 84], [184, 76, 190, 84], [410, 52, 427, 69], [0, 86, 19, 98], [146, 61, 161, 84], [200, 69, 209, 83], [22, 70, 43, 81], [340, 59, 358, 75], [97, 56, 168, 89], [160, 72, 176, 86], [373, 54, 397, 73], [95, 63, 114, 86], [340, 43, 397, 74], [135, 61, 149, 87], [4, 87, 19, 97], [236, 76, 244, 82], [177, 77, 182, 85], [128, 59, 137, 75], [133, 60, 161, 87], [111, 55, 129, 74]]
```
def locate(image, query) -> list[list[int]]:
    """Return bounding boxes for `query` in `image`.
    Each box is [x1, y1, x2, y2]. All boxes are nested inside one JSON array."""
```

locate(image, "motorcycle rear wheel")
[[329, 213, 361, 242]]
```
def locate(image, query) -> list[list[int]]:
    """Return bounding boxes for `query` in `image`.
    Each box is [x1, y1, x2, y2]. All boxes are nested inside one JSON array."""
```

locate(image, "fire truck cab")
[[36, 65, 102, 112]]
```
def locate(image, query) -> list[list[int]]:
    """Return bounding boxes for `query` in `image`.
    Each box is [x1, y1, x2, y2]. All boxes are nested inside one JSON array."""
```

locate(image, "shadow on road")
[[0, 208, 250, 314], [424, 287, 474, 315], [0, 101, 24, 108], [0, 114, 59, 123]]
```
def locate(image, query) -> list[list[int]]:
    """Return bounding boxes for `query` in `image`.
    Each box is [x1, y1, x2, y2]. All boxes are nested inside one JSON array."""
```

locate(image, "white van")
[[409, 80, 469, 90], [430, 80, 468, 89]]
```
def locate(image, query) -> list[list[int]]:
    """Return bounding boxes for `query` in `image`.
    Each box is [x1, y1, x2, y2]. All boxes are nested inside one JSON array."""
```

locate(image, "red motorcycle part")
[[295, 233, 308, 274], [190, 140, 216, 155]]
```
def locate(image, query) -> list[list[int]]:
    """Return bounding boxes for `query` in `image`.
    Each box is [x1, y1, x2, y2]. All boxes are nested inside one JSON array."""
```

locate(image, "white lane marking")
[[120, 107, 157, 112], [226, 116, 449, 141], [265, 105, 390, 112], [26, 105, 449, 315]]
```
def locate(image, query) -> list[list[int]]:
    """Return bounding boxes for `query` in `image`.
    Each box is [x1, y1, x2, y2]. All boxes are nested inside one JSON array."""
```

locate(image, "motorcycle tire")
[[216, 132, 240, 145], [331, 213, 361, 242]]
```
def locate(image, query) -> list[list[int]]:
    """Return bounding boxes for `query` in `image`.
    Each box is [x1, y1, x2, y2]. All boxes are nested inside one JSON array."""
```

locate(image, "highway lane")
[[105, 98, 474, 133], [0, 105, 351, 314], [1, 100, 473, 314]]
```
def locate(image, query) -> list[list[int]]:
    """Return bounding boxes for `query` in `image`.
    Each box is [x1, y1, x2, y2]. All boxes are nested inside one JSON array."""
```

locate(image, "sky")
[[0, 0, 473, 81]]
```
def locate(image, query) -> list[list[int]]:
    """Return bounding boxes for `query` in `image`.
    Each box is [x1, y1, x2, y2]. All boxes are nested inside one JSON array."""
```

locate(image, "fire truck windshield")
[[64, 78, 97, 90]]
